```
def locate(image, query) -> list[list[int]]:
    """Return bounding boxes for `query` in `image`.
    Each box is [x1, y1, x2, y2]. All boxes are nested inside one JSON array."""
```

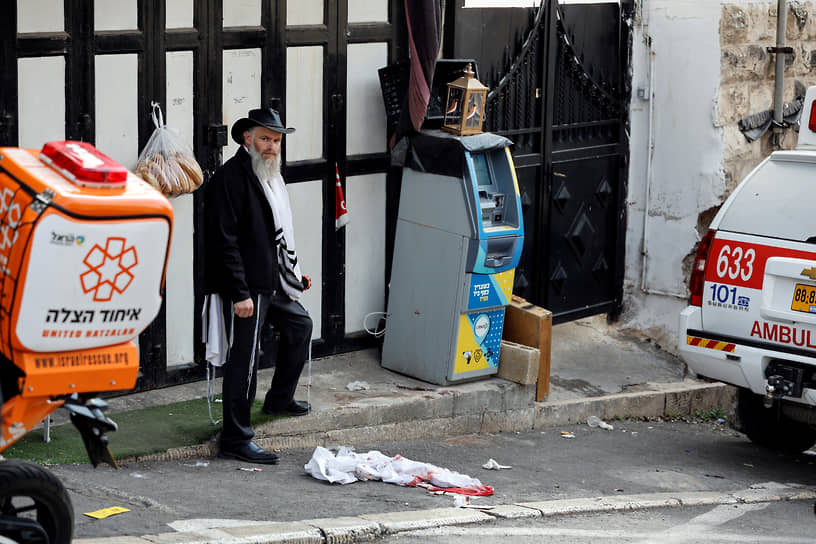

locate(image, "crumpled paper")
[[587, 415, 614, 430], [304, 446, 493, 496], [481, 458, 512, 470]]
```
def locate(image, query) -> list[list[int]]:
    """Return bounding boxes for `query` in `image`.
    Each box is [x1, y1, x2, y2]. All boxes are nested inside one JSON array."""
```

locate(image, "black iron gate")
[[447, 1, 631, 324]]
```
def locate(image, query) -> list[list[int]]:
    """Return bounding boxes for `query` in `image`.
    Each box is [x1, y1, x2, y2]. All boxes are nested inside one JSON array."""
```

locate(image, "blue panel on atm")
[[467, 270, 515, 310], [464, 149, 523, 240], [465, 308, 504, 368], [461, 147, 524, 273], [469, 237, 524, 274]]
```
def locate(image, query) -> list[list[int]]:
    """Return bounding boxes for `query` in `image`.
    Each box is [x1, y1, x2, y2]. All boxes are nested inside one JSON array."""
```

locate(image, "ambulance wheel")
[[0, 459, 74, 544], [737, 388, 816, 454]]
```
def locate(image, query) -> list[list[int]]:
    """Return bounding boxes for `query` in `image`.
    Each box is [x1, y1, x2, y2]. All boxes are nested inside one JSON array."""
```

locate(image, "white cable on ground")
[[206, 363, 220, 426], [307, 339, 312, 413], [363, 311, 388, 338]]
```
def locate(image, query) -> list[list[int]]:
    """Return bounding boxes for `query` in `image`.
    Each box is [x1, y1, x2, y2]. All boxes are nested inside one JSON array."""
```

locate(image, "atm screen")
[[472, 153, 492, 187]]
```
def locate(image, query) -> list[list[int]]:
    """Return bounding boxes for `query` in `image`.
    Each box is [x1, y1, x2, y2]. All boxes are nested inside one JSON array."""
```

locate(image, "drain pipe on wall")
[[639, 29, 687, 300], [771, 0, 789, 148]]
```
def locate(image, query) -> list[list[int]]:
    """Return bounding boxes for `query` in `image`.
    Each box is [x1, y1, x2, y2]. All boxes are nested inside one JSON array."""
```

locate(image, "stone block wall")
[[719, 2, 816, 194]]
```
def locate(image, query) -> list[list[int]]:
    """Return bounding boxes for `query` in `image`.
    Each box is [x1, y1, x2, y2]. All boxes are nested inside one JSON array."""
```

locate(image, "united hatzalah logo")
[[80, 237, 138, 301]]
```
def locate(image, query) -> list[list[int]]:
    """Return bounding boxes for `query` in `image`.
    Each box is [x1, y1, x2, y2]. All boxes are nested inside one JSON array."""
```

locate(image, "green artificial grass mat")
[[3, 396, 279, 465]]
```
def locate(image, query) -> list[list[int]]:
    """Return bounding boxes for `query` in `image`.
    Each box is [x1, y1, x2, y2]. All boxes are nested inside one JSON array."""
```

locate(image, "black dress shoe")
[[220, 441, 280, 464], [262, 399, 311, 416]]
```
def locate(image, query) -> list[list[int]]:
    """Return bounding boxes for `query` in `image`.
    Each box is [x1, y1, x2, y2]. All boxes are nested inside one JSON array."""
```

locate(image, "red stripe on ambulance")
[[685, 336, 736, 353], [705, 238, 816, 290]]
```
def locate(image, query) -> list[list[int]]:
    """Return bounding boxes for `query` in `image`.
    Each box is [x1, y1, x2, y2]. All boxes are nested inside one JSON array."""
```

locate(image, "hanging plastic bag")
[[134, 102, 203, 197]]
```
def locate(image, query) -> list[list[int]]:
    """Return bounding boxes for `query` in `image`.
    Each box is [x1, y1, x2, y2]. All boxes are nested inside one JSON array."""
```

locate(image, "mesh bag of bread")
[[135, 102, 204, 197]]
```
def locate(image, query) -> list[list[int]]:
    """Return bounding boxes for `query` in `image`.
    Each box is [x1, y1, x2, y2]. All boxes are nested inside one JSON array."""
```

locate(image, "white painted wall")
[[165, 50, 196, 367], [223, 0, 261, 27], [622, 0, 728, 347], [17, 0, 63, 33], [222, 48, 262, 160], [95, 54, 139, 168], [288, 0, 324, 25], [286, 46, 324, 161], [95, 0, 137, 31], [345, 173, 386, 334], [347, 43, 388, 155], [349, 0, 389, 22], [17, 57, 65, 148], [288, 181, 324, 340], [166, 0, 194, 28]]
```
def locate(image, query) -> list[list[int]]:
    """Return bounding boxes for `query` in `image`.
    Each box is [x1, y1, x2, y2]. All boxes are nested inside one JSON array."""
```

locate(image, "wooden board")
[[503, 295, 552, 401]]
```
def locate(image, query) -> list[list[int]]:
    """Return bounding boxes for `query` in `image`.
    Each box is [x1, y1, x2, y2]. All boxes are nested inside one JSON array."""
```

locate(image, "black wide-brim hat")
[[231, 108, 296, 144]]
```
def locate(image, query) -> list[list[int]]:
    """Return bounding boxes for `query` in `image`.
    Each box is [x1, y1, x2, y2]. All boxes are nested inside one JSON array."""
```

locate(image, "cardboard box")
[[502, 295, 552, 401]]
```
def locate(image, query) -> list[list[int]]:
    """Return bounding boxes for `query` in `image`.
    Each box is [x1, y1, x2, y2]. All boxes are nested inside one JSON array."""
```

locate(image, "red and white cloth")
[[335, 164, 349, 230], [304, 446, 494, 496]]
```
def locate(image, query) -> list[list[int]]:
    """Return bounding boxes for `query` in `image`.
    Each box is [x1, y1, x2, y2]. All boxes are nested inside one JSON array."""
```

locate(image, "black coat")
[[204, 147, 282, 302]]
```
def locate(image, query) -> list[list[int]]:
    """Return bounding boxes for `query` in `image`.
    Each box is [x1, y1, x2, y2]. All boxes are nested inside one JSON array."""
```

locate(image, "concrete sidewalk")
[[101, 315, 736, 462]]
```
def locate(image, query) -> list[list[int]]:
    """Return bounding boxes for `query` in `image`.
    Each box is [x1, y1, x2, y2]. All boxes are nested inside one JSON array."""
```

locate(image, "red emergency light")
[[39, 140, 128, 189], [809, 99, 816, 132]]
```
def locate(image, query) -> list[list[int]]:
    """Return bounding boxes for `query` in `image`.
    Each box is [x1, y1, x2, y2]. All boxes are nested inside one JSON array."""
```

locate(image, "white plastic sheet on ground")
[[304, 446, 494, 496]]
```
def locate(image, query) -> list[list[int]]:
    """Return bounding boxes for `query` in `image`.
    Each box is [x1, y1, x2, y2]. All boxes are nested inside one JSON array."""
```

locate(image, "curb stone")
[[484, 504, 542, 519], [301, 516, 383, 543], [124, 381, 736, 464], [358, 507, 494, 533], [73, 486, 816, 544]]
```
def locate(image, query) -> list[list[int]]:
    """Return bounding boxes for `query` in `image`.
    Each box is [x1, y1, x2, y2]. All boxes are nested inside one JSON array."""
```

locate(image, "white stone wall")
[[622, 0, 816, 352]]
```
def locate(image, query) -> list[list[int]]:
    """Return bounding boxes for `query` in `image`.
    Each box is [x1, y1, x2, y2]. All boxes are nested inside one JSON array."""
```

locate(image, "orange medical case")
[[0, 141, 173, 449]]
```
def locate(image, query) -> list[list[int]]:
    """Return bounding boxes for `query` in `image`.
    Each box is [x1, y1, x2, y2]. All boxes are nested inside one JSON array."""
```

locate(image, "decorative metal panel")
[[462, 1, 630, 323]]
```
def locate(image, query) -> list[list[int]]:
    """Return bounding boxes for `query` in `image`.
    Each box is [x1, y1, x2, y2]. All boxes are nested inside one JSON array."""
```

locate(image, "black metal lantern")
[[441, 63, 488, 136]]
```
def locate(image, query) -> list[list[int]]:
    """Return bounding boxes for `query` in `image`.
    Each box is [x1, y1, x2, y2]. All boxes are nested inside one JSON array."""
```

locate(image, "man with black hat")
[[204, 108, 312, 465]]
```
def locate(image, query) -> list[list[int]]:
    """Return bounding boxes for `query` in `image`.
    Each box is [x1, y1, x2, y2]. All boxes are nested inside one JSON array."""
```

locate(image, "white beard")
[[248, 142, 281, 181]]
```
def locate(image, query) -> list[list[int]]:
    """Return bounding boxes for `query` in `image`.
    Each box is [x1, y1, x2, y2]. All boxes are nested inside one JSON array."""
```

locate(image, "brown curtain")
[[392, 0, 442, 147]]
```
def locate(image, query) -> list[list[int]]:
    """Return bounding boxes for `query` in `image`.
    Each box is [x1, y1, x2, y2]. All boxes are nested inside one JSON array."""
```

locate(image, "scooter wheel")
[[0, 459, 74, 544]]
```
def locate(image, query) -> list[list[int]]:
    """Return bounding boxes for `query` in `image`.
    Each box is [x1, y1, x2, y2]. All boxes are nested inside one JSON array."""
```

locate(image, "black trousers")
[[220, 291, 312, 448]]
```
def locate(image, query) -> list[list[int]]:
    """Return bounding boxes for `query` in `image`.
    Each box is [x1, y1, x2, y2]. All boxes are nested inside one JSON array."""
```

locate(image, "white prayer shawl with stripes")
[[259, 173, 303, 301]]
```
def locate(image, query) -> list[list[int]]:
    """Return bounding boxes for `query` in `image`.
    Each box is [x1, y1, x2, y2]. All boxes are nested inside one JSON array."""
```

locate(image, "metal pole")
[[773, 0, 787, 142]]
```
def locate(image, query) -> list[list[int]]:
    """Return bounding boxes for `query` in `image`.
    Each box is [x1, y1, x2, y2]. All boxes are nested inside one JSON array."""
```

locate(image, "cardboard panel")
[[503, 295, 552, 401]]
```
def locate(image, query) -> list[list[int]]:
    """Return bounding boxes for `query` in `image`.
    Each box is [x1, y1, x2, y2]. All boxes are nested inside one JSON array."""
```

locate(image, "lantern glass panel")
[[444, 87, 464, 129], [465, 91, 484, 131]]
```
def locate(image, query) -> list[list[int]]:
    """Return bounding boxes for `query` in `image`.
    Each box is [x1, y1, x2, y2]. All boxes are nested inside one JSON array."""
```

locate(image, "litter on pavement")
[[481, 458, 512, 470], [587, 415, 614, 430], [84, 506, 130, 519], [304, 446, 494, 496], [346, 380, 370, 391], [560, 431, 575, 438]]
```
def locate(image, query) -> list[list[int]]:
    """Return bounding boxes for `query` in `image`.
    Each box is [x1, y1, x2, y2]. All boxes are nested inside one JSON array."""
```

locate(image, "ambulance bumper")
[[679, 306, 816, 406]]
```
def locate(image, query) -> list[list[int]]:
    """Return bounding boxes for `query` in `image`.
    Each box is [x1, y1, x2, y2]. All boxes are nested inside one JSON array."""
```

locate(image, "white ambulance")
[[679, 86, 816, 453]]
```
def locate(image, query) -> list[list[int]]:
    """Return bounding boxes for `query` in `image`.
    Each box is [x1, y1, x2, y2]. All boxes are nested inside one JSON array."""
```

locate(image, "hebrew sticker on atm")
[[0, 141, 172, 395], [382, 130, 524, 385]]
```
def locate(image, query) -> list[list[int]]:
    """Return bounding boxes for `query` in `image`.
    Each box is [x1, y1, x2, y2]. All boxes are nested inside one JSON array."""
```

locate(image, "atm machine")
[[382, 130, 524, 385]]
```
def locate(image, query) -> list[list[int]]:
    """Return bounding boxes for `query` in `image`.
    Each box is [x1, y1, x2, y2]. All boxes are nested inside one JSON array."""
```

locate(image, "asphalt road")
[[47, 418, 816, 541]]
